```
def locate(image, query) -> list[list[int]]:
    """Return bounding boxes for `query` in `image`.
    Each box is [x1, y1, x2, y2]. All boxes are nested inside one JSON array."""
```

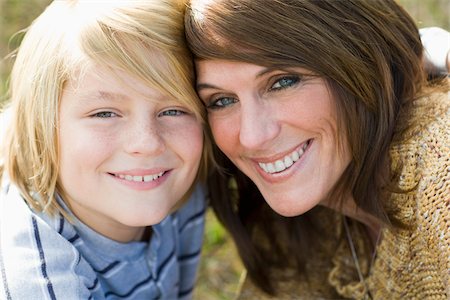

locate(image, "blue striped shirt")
[[0, 181, 206, 299]]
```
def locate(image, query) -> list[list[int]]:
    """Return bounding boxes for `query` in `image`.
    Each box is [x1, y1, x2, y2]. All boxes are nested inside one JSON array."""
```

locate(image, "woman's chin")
[[264, 192, 318, 217]]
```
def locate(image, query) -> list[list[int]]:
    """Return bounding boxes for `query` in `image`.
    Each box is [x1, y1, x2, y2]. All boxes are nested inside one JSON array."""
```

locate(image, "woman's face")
[[196, 60, 352, 216]]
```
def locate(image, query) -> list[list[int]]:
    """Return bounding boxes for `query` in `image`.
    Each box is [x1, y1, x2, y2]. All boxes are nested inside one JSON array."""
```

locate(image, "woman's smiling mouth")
[[257, 140, 311, 174]]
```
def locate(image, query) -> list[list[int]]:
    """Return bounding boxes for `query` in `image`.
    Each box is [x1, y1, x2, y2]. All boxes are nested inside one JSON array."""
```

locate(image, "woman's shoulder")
[[408, 91, 449, 186], [389, 90, 449, 206], [390, 90, 449, 184], [410, 91, 450, 230], [412, 90, 449, 138], [386, 90, 450, 293]]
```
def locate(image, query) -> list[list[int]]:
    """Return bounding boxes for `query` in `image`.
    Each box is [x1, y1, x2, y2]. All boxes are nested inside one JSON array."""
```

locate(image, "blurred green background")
[[0, 0, 448, 299]]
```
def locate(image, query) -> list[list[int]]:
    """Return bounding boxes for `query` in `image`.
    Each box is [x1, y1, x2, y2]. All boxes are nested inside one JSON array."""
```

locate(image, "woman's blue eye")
[[208, 97, 238, 109], [270, 76, 300, 91], [92, 111, 117, 118]]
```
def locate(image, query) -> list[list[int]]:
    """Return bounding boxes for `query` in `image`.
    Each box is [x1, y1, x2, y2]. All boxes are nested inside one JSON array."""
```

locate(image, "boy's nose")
[[124, 118, 166, 156]]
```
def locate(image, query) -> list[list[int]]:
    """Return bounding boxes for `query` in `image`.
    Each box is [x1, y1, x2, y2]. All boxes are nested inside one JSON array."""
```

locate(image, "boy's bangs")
[[79, 28, 200, 119]]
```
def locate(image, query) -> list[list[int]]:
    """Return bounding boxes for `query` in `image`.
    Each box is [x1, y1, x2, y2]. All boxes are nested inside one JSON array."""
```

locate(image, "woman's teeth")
[[258, 141, 309, 174], [116, 172, 164, 182]]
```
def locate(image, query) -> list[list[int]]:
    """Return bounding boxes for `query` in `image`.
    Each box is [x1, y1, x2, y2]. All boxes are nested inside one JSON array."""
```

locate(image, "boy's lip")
[[108, 169, 171, 190], [109, 168, 169, 177], [108, 168, 171, 184]]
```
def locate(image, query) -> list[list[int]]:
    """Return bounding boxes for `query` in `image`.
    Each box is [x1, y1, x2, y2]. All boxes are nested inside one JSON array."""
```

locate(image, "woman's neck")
[[321, 196, 382, 243]]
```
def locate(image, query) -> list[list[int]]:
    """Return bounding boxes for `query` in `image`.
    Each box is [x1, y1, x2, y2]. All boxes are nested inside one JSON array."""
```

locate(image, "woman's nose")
[[238, 97, 280, 150]]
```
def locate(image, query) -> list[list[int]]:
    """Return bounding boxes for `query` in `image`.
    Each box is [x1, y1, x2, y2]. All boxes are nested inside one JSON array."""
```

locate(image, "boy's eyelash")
[[160, 109, 187, 116], [91, 111, 118, 118]]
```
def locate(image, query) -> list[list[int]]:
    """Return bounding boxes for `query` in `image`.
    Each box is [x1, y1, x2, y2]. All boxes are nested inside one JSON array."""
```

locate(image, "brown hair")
[[186, 0, 432, 294]]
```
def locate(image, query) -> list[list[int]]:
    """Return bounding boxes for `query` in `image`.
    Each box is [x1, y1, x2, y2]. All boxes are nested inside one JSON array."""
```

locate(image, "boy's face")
[[58, 66, 203, 242]]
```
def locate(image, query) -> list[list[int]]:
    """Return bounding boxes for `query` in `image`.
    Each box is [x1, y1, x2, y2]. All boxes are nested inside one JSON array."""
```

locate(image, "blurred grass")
[[194, 210, 244, 299], [0, 0, 448, 299], [0, 0, 51, 102]]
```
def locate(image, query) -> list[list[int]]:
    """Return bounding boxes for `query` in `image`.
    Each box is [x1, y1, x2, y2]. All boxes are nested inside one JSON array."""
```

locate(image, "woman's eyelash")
[[270, 75, 301, 91], [202, 74, 303, 110], [207, 97, 238, 110]]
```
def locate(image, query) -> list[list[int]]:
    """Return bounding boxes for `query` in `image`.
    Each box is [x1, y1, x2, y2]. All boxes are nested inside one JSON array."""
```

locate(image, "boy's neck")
[[140, 227, 153, 242]]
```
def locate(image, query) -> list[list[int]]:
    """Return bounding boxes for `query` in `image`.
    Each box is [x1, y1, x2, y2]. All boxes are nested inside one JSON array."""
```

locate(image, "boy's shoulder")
[[177, 183, 207, 213], [0, 183, 97, 299], [171, 183, 207, 231], [1, 183, 66, 239]]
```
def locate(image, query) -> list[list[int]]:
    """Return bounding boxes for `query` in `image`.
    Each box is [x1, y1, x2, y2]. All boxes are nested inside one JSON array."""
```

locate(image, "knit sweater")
[[238, 91, 450, 299]]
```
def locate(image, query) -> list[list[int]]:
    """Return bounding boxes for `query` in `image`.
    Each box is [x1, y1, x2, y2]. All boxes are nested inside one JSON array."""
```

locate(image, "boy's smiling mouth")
[[109, 171, 167, 183], [115, 172, 165, 182]]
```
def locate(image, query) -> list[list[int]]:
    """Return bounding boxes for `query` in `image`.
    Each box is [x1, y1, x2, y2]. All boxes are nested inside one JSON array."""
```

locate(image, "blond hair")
[[1, 0, 213, 216]]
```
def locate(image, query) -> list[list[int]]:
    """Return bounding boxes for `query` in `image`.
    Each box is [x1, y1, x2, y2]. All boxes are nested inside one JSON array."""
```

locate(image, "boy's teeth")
[[117, 172, 164, 182], [258, 142, 309, 174]]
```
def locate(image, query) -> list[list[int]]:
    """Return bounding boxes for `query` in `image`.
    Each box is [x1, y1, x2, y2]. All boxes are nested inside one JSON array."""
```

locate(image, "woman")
[[185, 0, 449, 298]]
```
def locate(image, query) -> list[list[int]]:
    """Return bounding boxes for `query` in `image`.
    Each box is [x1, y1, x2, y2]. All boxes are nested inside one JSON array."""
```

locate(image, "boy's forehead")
[[67, 65, 172, 102]]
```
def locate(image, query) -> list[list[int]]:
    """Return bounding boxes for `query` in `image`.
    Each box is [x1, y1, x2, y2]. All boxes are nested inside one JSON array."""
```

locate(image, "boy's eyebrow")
[[98, 91, 126, 101], [79, 89, 172, 103], [78, 90, 127, 102]]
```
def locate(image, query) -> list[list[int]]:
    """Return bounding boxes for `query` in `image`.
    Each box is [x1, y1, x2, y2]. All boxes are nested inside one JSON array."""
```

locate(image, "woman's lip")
[[253, 139, 312, 181], [250, 139, 311, 164]]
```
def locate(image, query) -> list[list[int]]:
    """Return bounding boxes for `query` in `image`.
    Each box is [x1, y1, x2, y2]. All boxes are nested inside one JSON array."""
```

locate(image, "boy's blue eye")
[[160, 109, 185, 117], [208, 97, 238, 110], [92, 111, 117, 118], [270, 76, 300, 91]]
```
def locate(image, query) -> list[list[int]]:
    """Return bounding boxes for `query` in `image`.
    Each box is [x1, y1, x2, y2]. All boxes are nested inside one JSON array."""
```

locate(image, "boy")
[[0, 1, 212, 299]]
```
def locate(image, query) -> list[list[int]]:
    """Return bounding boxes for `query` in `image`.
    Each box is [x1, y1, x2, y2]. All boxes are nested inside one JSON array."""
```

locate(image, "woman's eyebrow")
[[255, 67, 279, 78], [196, 82, 219, 91], [196, 67, 277, 91]]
